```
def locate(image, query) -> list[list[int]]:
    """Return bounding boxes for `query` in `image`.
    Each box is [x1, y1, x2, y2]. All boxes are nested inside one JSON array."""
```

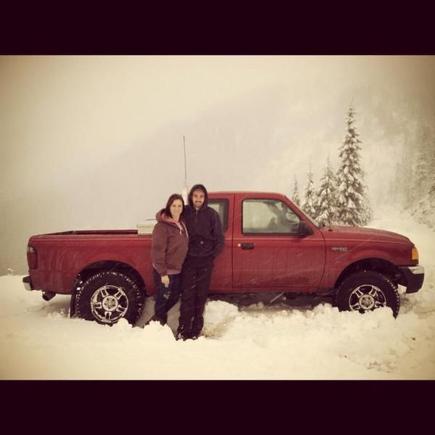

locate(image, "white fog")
[[1, 55, 434, 273]]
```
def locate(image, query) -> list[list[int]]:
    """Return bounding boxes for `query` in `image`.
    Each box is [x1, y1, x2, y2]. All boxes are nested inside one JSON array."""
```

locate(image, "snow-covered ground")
[[1, 207, 435, 379]]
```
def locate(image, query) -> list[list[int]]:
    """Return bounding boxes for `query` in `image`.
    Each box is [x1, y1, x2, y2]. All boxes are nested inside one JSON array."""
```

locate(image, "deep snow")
[[1, 207, 434, 380]]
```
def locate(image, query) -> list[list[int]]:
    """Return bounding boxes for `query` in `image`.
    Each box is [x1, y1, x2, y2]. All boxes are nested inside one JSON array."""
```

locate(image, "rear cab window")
[[208, 199, 229, 231]]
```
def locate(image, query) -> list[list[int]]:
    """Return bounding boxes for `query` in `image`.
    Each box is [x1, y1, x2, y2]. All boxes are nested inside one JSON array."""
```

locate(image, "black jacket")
[[183, 204, 224, 260]]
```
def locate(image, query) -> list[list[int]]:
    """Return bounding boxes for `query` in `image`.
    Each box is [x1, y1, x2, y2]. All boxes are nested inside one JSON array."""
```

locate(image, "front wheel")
[[336, 271, 400, 317], [73, 271, 145, 325]]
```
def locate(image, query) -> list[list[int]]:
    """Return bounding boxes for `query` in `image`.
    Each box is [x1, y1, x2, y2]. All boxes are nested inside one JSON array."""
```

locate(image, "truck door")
[[233, 196, 325, 292]]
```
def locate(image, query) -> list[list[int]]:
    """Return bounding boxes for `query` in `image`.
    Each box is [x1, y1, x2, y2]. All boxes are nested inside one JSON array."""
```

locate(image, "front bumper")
[[23, 275, 33, 291], [399, 265, 424, 293]]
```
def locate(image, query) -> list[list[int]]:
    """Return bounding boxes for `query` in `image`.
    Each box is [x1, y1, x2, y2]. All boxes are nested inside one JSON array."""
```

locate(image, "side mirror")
[[299, 221, 313, 237]]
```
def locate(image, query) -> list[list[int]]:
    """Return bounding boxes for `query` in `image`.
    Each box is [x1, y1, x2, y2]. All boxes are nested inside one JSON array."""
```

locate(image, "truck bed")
[[45, 230, 141, 236]]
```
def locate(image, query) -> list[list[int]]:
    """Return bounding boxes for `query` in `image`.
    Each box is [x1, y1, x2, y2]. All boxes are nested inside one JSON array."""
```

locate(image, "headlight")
[[412, 246, 419, 262]]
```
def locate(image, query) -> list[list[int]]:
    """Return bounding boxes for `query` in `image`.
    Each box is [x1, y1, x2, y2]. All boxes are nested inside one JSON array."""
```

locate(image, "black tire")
[[74, 270, 145, 325], [336, 271, 400, 317]]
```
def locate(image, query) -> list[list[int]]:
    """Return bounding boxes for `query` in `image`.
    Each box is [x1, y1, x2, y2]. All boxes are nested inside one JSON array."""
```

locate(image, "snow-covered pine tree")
[[316, 158, 338, 226], [336, 106, 371, 226], [411, 127, 435, 229], [429, 148, 435, 228], [292, 177, 301, 206], [393, 151, 412, 209], [398, 119, 420, 209], [411, 125, 432, 203], [302, 169, 318, 220], [429, 144, 435, 201]]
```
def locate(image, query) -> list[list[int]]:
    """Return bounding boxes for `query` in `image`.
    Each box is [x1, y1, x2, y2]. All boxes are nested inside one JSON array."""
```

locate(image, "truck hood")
[[320, 225, 411, 244]]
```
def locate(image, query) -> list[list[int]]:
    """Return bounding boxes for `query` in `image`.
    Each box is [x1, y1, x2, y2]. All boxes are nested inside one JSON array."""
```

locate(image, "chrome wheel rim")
[[348, 284, 387, 312], [91, 285, 129, 323]]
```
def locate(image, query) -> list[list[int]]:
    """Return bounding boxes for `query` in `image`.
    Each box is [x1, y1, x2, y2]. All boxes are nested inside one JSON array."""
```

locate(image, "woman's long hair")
[[164, 194, 185, 219]]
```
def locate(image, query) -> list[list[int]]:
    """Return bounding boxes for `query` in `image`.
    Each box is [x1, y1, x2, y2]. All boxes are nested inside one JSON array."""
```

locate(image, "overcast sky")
[[1, 55, 434, 273]]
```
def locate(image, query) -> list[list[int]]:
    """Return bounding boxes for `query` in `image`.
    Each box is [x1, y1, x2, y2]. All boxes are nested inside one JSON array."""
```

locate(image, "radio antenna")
[[182, 136, 188, 203], [183, 135, 187, 188]]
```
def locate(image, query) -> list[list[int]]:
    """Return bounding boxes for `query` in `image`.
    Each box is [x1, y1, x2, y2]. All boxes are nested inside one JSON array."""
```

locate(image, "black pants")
[[178, 258, 214, 338], [153, 269, 182, 324]]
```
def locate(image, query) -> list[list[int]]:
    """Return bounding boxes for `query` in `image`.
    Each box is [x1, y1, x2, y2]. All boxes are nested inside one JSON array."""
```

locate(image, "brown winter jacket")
[[151, 210, 189, 276]]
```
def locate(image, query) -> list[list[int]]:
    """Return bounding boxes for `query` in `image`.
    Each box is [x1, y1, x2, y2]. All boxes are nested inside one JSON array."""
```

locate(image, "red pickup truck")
[[23, 191, 424, 325]]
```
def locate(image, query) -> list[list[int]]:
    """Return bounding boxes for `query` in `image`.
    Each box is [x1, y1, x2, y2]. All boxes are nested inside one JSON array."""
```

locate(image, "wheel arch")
[[334, 258, 400, 291], [73, 260, 148, 296]]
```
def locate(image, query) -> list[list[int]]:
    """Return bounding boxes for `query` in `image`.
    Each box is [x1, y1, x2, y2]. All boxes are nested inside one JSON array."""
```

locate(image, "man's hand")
[[161, 275, 170, 288]]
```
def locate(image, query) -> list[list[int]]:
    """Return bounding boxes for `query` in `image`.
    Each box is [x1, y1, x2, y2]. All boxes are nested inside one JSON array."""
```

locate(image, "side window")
[[242, 199, 300, 234], [208, 199, 229, 231]]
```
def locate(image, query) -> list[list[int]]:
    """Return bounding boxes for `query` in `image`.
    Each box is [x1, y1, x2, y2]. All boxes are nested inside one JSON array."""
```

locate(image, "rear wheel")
[[336, 271, 400, 317], [74, 270, 145, 325]]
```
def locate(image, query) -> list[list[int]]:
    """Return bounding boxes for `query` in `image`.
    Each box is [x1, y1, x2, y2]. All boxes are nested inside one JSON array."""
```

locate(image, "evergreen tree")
[[292, 177, 301, 206], [429, 144, 435, 200], [316, 158, 338, 226], [397, 119, 419, 209], [302, 169, 318, 220], [412, 128, 435, 228], [412, 125, 432, 201], [394, 151, 412, 209], [336, 106, 371, 226]]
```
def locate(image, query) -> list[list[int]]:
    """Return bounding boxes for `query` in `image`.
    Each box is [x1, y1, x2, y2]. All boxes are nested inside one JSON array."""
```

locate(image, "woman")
[[151, 194, 189, 326]]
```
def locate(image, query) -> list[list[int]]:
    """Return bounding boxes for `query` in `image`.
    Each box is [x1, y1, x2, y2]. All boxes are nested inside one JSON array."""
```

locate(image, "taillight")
[[27, 245, 38, 269]]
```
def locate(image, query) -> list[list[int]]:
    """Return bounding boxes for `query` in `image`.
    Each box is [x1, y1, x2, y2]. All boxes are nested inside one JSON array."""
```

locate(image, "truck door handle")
[[238, 242, 255, 250]]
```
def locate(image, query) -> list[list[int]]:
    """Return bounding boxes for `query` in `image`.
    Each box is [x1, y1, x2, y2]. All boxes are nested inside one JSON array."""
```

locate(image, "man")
[[177, 184, 224, 340]]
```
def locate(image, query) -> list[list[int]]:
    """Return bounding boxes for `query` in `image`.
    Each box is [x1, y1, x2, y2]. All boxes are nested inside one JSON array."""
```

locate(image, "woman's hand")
[[161, 275, 170, 288]]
